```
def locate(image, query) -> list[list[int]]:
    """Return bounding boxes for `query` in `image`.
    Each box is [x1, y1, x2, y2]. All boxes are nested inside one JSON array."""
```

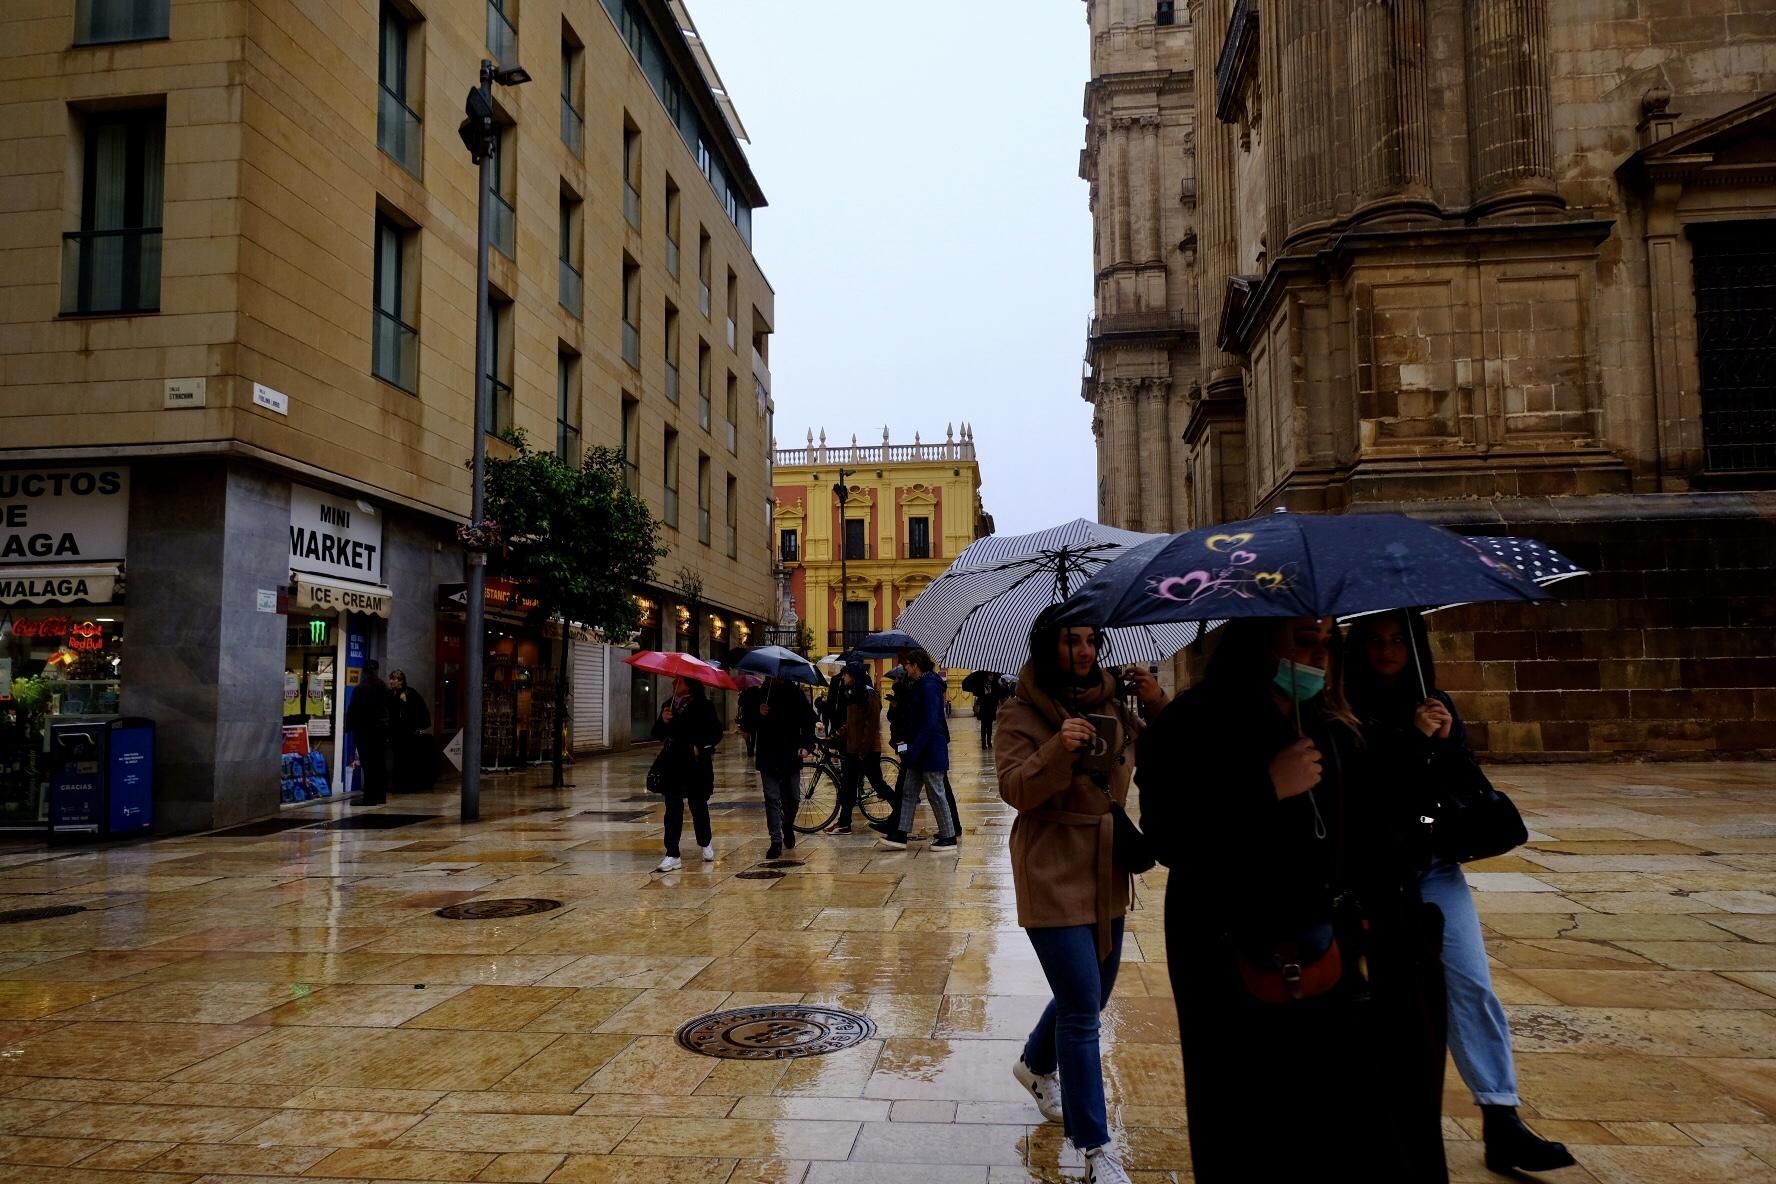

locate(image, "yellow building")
[[772, 427, 992, 702]]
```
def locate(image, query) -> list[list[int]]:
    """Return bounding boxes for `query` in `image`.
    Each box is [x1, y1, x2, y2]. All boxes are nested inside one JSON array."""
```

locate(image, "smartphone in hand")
[[1076, 713, 1121, 775]]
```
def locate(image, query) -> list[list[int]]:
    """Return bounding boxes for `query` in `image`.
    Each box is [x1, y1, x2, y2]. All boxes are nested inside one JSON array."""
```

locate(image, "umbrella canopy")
[[623, 649, 739, 690], [1461, 536, 1587, 590], [1053, 512, 1548, 631], [733, 645, 826, 686], [814, 653, 847, 674], [960, 669, 1002, 695], [898, 518, 1205, 676], [850, 629, 920, 658]]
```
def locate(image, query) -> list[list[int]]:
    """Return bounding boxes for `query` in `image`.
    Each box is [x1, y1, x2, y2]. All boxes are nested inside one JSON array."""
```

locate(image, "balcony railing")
[[486, 2, 517, 66], [622, 460, 641, 495], [61, 228, 161, 315], [665, 237, 679, 276], [752, 345, 770, 382], [560, 96, 584, 158], [559, 259, 582, 316], [75, 0, 168, 44], [490, 191, 515, 259], [829, 629, 872, 652], [774, 438, 978, 466], [621, 320, 640, 368], [664, 485, 679, 528], [485, 376, 514, 436], [665, 360, 679, 402], [372, 308, 418, 392], [698, 281, 711, 317], [909, 540, 931, 561], [377, 87, 422, 175], [623, 183, 641, 229]]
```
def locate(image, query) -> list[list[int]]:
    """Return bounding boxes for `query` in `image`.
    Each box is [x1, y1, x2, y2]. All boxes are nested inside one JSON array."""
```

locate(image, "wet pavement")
[[0, 731, 1773, 1182]]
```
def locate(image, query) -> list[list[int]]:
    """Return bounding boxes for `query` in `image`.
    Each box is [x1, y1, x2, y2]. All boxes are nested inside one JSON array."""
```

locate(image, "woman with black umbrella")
[[1136, 616, 1449, 1183]]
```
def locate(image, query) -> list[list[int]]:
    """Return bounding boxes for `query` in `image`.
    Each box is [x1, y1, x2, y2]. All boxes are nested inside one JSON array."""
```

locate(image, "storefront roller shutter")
[[572, 642, 609, 752]]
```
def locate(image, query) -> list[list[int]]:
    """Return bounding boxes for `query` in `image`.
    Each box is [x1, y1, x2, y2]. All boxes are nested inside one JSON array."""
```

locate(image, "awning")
[[292, 573, 393, 618], [0, 564, 123, 605]]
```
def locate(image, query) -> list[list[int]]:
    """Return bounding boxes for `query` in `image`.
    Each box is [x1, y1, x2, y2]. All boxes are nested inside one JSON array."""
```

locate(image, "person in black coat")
[[650, 676, 722, 873], [386, 669, 432, 795], [754, 677, 816, 858], [345, 660, 392, 805], [1135, 616, 1449, 1184]]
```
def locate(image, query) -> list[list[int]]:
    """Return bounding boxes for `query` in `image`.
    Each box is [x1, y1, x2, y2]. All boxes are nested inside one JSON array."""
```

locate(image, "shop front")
[[0, 466, 130, 830], [629, 594, 663, 743], [436, 577, 557, 771]]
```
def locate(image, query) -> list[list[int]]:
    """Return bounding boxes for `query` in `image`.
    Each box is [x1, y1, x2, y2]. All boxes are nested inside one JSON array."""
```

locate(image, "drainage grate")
[[435, 898, 564, 920], [319, 814, 440, 831], [678, 1004, 877, 1060], [0, 905, 86, 924], [734, 869, 785, 880], [758, 860, 804, 870]]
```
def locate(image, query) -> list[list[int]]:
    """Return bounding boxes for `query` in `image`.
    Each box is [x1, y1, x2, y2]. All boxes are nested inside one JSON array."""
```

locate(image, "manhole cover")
[[676, 1005, 876, 1060], [435, 898, 563, 920], [0, 905, 86, 924], [758, 859, 803, 869], [734, 869, 785, 880]]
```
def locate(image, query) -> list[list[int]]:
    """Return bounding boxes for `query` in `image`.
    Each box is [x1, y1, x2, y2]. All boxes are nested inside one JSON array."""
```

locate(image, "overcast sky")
[[691, 1, 1096, 535]]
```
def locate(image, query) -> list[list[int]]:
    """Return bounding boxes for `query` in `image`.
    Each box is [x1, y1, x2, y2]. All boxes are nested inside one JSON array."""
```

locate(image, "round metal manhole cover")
[[0, 905, 86, 924], [435, 898, 563, 920], [734, 869, 785, 880], [676, 1005, 877, 1060]]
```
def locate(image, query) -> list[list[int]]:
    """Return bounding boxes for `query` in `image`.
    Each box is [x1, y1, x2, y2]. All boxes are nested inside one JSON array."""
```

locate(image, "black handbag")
[[645, 748, 671, 794], [1108, 800, 1157, 875], [1430, 758, 1527, 863]]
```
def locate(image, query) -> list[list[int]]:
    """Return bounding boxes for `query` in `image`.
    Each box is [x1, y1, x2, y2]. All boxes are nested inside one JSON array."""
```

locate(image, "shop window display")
[[1, 610, 126, 827], [282, 617, 338, 802]]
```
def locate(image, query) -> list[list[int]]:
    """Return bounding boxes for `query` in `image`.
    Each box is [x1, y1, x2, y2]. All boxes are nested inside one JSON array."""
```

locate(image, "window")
[[908, 516, 931, 560], [843, 601, 871, 650], [724, 373, 738, 453], [725, 269, 738, 349], [372, 213, 418, 392], [486, 0, 516, 66], [725, 475, 738, 558], [843, 518, 867, 561], [697, 341, 712, 430], [1690, 221, 1776, 473], [557, 350, 581, 464], [620, 395, 641, 493], [623, 122, 641, 229], [697, 228, 712, 316], [486, 293, 514, 436], [779, 528, 799, 563], [75, 0, 168, 44], [558, 192, 582, 316], [663, 301, 680, 401], [621, 257, 640, 368], [560, 33, 584, 157], [664, 178, 681, 276], [697, 455, 712, 545], [663, 429, 680, 527], [377, 4, 422, 174], [489, 121, 516, 259], [63, 108, 164, 316]]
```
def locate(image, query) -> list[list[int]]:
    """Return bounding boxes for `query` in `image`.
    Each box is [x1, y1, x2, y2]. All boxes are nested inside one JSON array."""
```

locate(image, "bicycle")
[[791, 735, 900, 834]]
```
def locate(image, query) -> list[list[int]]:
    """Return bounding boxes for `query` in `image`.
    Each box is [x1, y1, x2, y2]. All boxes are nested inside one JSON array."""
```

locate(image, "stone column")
[[1262, 9, 1289, 259], [1106, 380, 1142, 529], [1107, 119, 1133, 266], [1138, 379, 1175, 530], [1283, 2, 1334, 241], [1465, 0, 1560, 213], [1194, 0, 1240, 390], [1349, 0, 1434, 216], [1136, 116, 1162, 263]]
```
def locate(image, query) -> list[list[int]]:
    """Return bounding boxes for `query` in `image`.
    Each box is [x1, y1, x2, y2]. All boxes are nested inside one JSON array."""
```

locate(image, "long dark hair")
[[1202, 617, 1361, 736], [1345, 610, 1436, 716], [1028, 603, 1104, 700]]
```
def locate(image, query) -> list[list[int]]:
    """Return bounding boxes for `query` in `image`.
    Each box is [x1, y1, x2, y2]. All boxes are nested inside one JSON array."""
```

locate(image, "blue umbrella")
[[733, 645, 826, 686], [849, 629, 919, 658], [1053, 511, 1548, 631]]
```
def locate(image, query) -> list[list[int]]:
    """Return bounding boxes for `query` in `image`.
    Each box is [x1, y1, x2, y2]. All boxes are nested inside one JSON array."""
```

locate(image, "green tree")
[[480, 433, 666, 786]]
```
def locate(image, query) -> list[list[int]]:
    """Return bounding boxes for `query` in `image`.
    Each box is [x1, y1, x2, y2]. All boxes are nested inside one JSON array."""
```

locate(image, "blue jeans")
[[1022, 918, 1125, 1151], [1421, 860, 1519, 1106]]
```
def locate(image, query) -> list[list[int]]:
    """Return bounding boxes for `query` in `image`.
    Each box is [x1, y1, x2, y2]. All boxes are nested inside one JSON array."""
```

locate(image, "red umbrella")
[[624, 649, 740, 690]]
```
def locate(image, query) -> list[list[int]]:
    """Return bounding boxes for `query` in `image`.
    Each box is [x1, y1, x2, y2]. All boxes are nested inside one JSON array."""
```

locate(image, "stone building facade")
[[0, 0, 777, 829], [1083, 0, 1776, 758]]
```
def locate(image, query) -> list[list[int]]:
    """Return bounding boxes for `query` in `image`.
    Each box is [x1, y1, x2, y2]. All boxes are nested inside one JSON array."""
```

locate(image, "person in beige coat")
[[994, 608, 1166, 1184]]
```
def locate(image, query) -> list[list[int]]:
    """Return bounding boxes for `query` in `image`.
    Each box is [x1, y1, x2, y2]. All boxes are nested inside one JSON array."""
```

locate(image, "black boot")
[[1482, 1106, 1576, 1174]]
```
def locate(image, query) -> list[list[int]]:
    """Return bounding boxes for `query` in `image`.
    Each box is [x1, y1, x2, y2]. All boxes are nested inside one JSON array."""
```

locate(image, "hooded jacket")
[[901, 670, 951, 773]]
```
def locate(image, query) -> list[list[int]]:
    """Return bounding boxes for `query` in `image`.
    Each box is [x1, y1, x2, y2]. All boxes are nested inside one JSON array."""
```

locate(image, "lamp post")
[[832, 467, 854, 651], [457, 57, 530, 823]]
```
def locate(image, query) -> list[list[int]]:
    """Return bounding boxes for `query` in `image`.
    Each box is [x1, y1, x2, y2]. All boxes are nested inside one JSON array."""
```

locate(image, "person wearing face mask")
[[1347, 612, 1574, 1175], [1136, 617, 1449, 1183], [995, 607, 1166, 1184]]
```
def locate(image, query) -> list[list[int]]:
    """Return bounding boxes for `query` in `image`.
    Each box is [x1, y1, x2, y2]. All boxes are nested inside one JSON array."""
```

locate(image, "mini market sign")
[[290, 484, 383, 584]]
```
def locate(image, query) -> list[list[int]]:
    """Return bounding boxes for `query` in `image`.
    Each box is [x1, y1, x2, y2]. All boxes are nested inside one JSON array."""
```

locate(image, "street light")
[[833, 468, 854, 651], [457, 57, 529, 824]]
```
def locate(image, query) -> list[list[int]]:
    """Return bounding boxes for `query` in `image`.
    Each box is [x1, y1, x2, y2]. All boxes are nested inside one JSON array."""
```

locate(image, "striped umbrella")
[[897, 519, 1204, 676]]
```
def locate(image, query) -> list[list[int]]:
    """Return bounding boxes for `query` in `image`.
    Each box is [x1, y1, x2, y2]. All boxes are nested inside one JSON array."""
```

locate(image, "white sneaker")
[[1012, 1058, 1063, 1123], [701, 844, 716, 863], [1083, 1146, 1132, 1184], [655, 855, 683, 872]]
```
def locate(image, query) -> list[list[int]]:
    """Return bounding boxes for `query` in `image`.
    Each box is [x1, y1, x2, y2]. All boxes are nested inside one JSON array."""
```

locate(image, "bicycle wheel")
[[858, 755, 900, 824], [791, 761, 840, 834]]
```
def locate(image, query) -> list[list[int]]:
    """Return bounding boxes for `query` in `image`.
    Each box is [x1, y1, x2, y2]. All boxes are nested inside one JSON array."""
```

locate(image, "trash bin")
[[48, 717, 154, 838]]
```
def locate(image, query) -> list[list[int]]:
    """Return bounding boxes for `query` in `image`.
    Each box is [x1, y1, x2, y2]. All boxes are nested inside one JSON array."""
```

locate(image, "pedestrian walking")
[[878, 648, 958, 851], [1347, 612, 1574, 1175], [737, 682, 764, 758], [829, 663, 893, 834], [345, 660, 392, 805], [976, 678, 1004, 750], [650, 676, 722, 872], [753, 677, 814, 859], [1136, 616, 1449, 1183], [996, 610, 1166, 1184], [386, 669, 431, 794]]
